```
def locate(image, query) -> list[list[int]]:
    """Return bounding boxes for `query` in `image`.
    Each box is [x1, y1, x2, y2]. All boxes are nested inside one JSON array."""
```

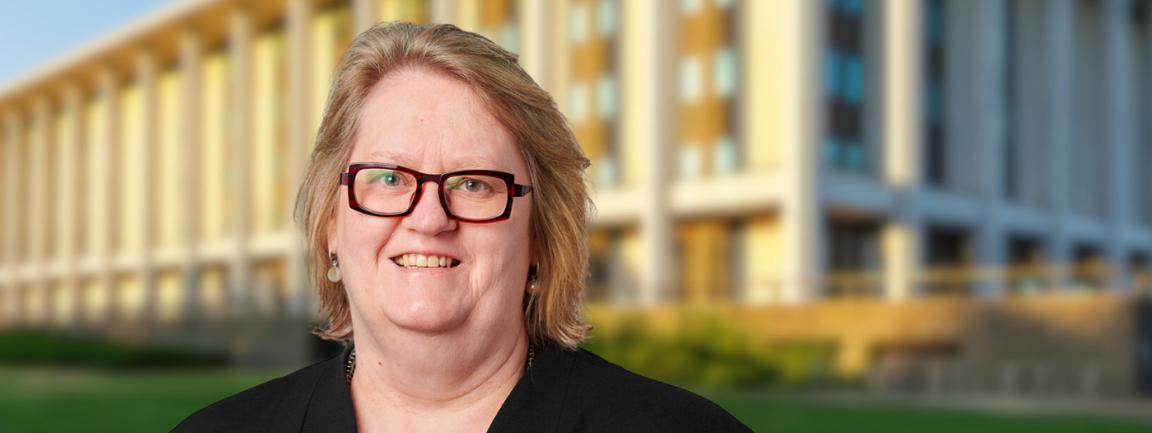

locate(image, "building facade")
[[1, 0, 1151, 381]]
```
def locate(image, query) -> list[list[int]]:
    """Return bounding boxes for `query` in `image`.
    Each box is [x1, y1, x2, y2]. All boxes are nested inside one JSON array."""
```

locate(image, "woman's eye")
[[463, 179, 486, 192], [370, 171, 401, 186], [449, 177, 489, 193]]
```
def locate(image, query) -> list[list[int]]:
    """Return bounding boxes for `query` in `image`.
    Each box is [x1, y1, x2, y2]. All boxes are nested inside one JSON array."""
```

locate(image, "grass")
[[702, 389, 1152, 433], [0, 367, 1149, 433], [0, 367, 283, 433]]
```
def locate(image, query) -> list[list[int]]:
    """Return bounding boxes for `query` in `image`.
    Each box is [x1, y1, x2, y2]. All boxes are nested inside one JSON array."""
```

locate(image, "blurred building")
[[1, 0, 1151, 394]]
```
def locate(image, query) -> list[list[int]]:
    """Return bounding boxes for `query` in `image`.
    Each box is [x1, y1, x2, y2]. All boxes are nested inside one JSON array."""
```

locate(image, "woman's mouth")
[[391, 253, 461, 268]]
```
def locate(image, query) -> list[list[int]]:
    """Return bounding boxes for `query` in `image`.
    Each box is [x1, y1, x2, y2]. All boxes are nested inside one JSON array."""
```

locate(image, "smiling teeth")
[[395, 254, 458, 268]]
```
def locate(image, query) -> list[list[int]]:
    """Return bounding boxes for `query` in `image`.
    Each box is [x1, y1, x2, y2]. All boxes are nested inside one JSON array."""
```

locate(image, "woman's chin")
[[384, 300, 470, 334]]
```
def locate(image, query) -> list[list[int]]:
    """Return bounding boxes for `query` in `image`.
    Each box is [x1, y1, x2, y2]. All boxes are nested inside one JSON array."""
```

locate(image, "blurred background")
[[1, 0, 1152, 431]]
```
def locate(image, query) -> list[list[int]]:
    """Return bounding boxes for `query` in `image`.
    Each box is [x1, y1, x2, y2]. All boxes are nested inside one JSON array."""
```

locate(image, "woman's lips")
[[390, 253, 461, 268]]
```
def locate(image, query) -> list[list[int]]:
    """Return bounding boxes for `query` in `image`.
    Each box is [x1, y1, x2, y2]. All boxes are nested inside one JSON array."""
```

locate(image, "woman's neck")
[[348, 327, 529, 432]]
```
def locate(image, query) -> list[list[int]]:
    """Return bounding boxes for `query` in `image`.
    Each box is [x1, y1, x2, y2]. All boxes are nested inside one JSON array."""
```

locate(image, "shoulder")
[[557, 348, 751, 432], [171, 356, 337, 433]]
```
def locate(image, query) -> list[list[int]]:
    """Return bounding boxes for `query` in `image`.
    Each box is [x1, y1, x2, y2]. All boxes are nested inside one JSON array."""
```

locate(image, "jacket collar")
[[300, 343, 574, 432]]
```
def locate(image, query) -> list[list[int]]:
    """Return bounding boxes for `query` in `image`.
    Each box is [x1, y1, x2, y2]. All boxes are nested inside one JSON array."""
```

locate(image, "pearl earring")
[[327, 252, 342, 283], [527, 264, 539, 294]]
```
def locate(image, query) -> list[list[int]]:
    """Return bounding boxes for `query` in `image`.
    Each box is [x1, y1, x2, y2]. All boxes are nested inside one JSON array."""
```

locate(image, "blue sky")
[[0, 1, 173, 86]]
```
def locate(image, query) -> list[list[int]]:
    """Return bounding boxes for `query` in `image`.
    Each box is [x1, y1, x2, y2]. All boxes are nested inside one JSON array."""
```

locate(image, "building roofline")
[[0, 0, 216, 104]]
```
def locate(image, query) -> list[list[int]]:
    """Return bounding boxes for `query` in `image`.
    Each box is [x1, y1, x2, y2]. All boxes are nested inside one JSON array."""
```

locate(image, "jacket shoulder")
[[171, 358, 334, 433]]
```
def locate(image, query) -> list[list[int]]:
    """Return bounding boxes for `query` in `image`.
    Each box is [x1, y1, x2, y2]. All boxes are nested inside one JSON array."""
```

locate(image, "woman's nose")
[[401, 182, 456, 234]]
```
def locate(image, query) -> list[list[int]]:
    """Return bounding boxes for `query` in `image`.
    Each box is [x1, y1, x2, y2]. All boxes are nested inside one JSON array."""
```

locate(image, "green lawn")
[[702, 390, 1151, 433], [0, 367, 1148, 433]]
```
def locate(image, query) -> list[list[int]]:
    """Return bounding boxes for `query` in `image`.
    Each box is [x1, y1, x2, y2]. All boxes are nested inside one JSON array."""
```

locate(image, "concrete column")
[[60, 84, 84, 327], [228, 7, 254, 317], [0, 111, 16, 325], [6, 109, 28, 325], [1104, 0, 1134, 293], [136, 49, 160, 326], [96, 66, 119, 325], [883, 0, 923, 300], [622, 0, 676, 304], [455, 0, 479, 31], [742, 0, 777, 302], [29, 97, 50, 324], [353, 0, 378, 33], [1, 111, 17, 268], [518, 0, 553, 90], [970, 0, 1008, 298], [1042, 0, 1074, 291], [7, 108, 26, 324], [430, 0, 454, 24], [179, 29, 203, 323], [286, 0, 313, 317], [770, 0, 824, 303]]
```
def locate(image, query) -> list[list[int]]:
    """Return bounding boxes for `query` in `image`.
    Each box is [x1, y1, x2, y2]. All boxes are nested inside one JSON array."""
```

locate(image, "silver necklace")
[[345, 343, 535, 385]]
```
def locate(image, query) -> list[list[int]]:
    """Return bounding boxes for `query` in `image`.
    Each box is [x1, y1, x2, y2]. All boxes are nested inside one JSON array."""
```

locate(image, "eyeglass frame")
[[339, 162, 533, 223]]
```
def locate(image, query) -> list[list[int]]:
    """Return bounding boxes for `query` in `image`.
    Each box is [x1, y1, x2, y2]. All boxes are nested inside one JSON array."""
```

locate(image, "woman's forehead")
[[360, 149, 515, 171], [352, 69, 523, 172]]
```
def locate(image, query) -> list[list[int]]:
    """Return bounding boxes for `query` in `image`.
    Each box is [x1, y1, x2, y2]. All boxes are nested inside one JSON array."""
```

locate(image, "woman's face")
[[330, 67, 533, 337]]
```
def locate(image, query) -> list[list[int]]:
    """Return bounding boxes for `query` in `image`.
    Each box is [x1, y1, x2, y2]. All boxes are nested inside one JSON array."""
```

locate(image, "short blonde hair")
[[295, 22, 591, 349]]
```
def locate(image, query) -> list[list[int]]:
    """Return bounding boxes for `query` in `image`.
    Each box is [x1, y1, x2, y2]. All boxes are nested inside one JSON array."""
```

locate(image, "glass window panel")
[[712, 135, 737, 174], [568, 82, 588, 123], [680, 0, 701, 15], [824, 51, 840, 99], [679, 56, 701, 101], [569, 3, 588, 43], [679, 144, 701, 179], [712, 45, 737, 98], [597, 73, 617, 119], [597, 0, 617, 37]]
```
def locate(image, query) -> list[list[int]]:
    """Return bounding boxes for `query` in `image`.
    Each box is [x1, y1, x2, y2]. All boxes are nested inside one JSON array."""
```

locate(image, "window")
[[923, 0, 947, 186], [568, 0, 622, 188], [824, 0, 868, 173], [676, 221, 741, 302], [678, 0, 742, 178], [587, 229, 619, 301], [1130, 252, 1150, 296], [924, 225, 972, 295], [1072, 0, 1109, 218], [826, 220, 881, 297], [1002, 0, 1019, 200], [478, 0, 518, 53], [1006, 235, 1046, 294], [1131, 1, 1152, 226], [1070, 244, 1106, 292]]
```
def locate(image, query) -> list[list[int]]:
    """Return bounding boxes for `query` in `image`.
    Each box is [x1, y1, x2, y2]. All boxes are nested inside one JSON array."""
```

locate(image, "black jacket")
[[173, 344, 751, 432]]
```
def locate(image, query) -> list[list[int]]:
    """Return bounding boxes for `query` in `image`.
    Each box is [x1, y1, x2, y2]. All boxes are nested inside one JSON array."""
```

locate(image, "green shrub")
[[583, 315, 838, 389], [0, 329, 226, 369]]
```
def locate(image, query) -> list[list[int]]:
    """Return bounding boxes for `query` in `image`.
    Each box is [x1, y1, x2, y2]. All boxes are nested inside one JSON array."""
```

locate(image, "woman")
[[175, 22, 749, 432]]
